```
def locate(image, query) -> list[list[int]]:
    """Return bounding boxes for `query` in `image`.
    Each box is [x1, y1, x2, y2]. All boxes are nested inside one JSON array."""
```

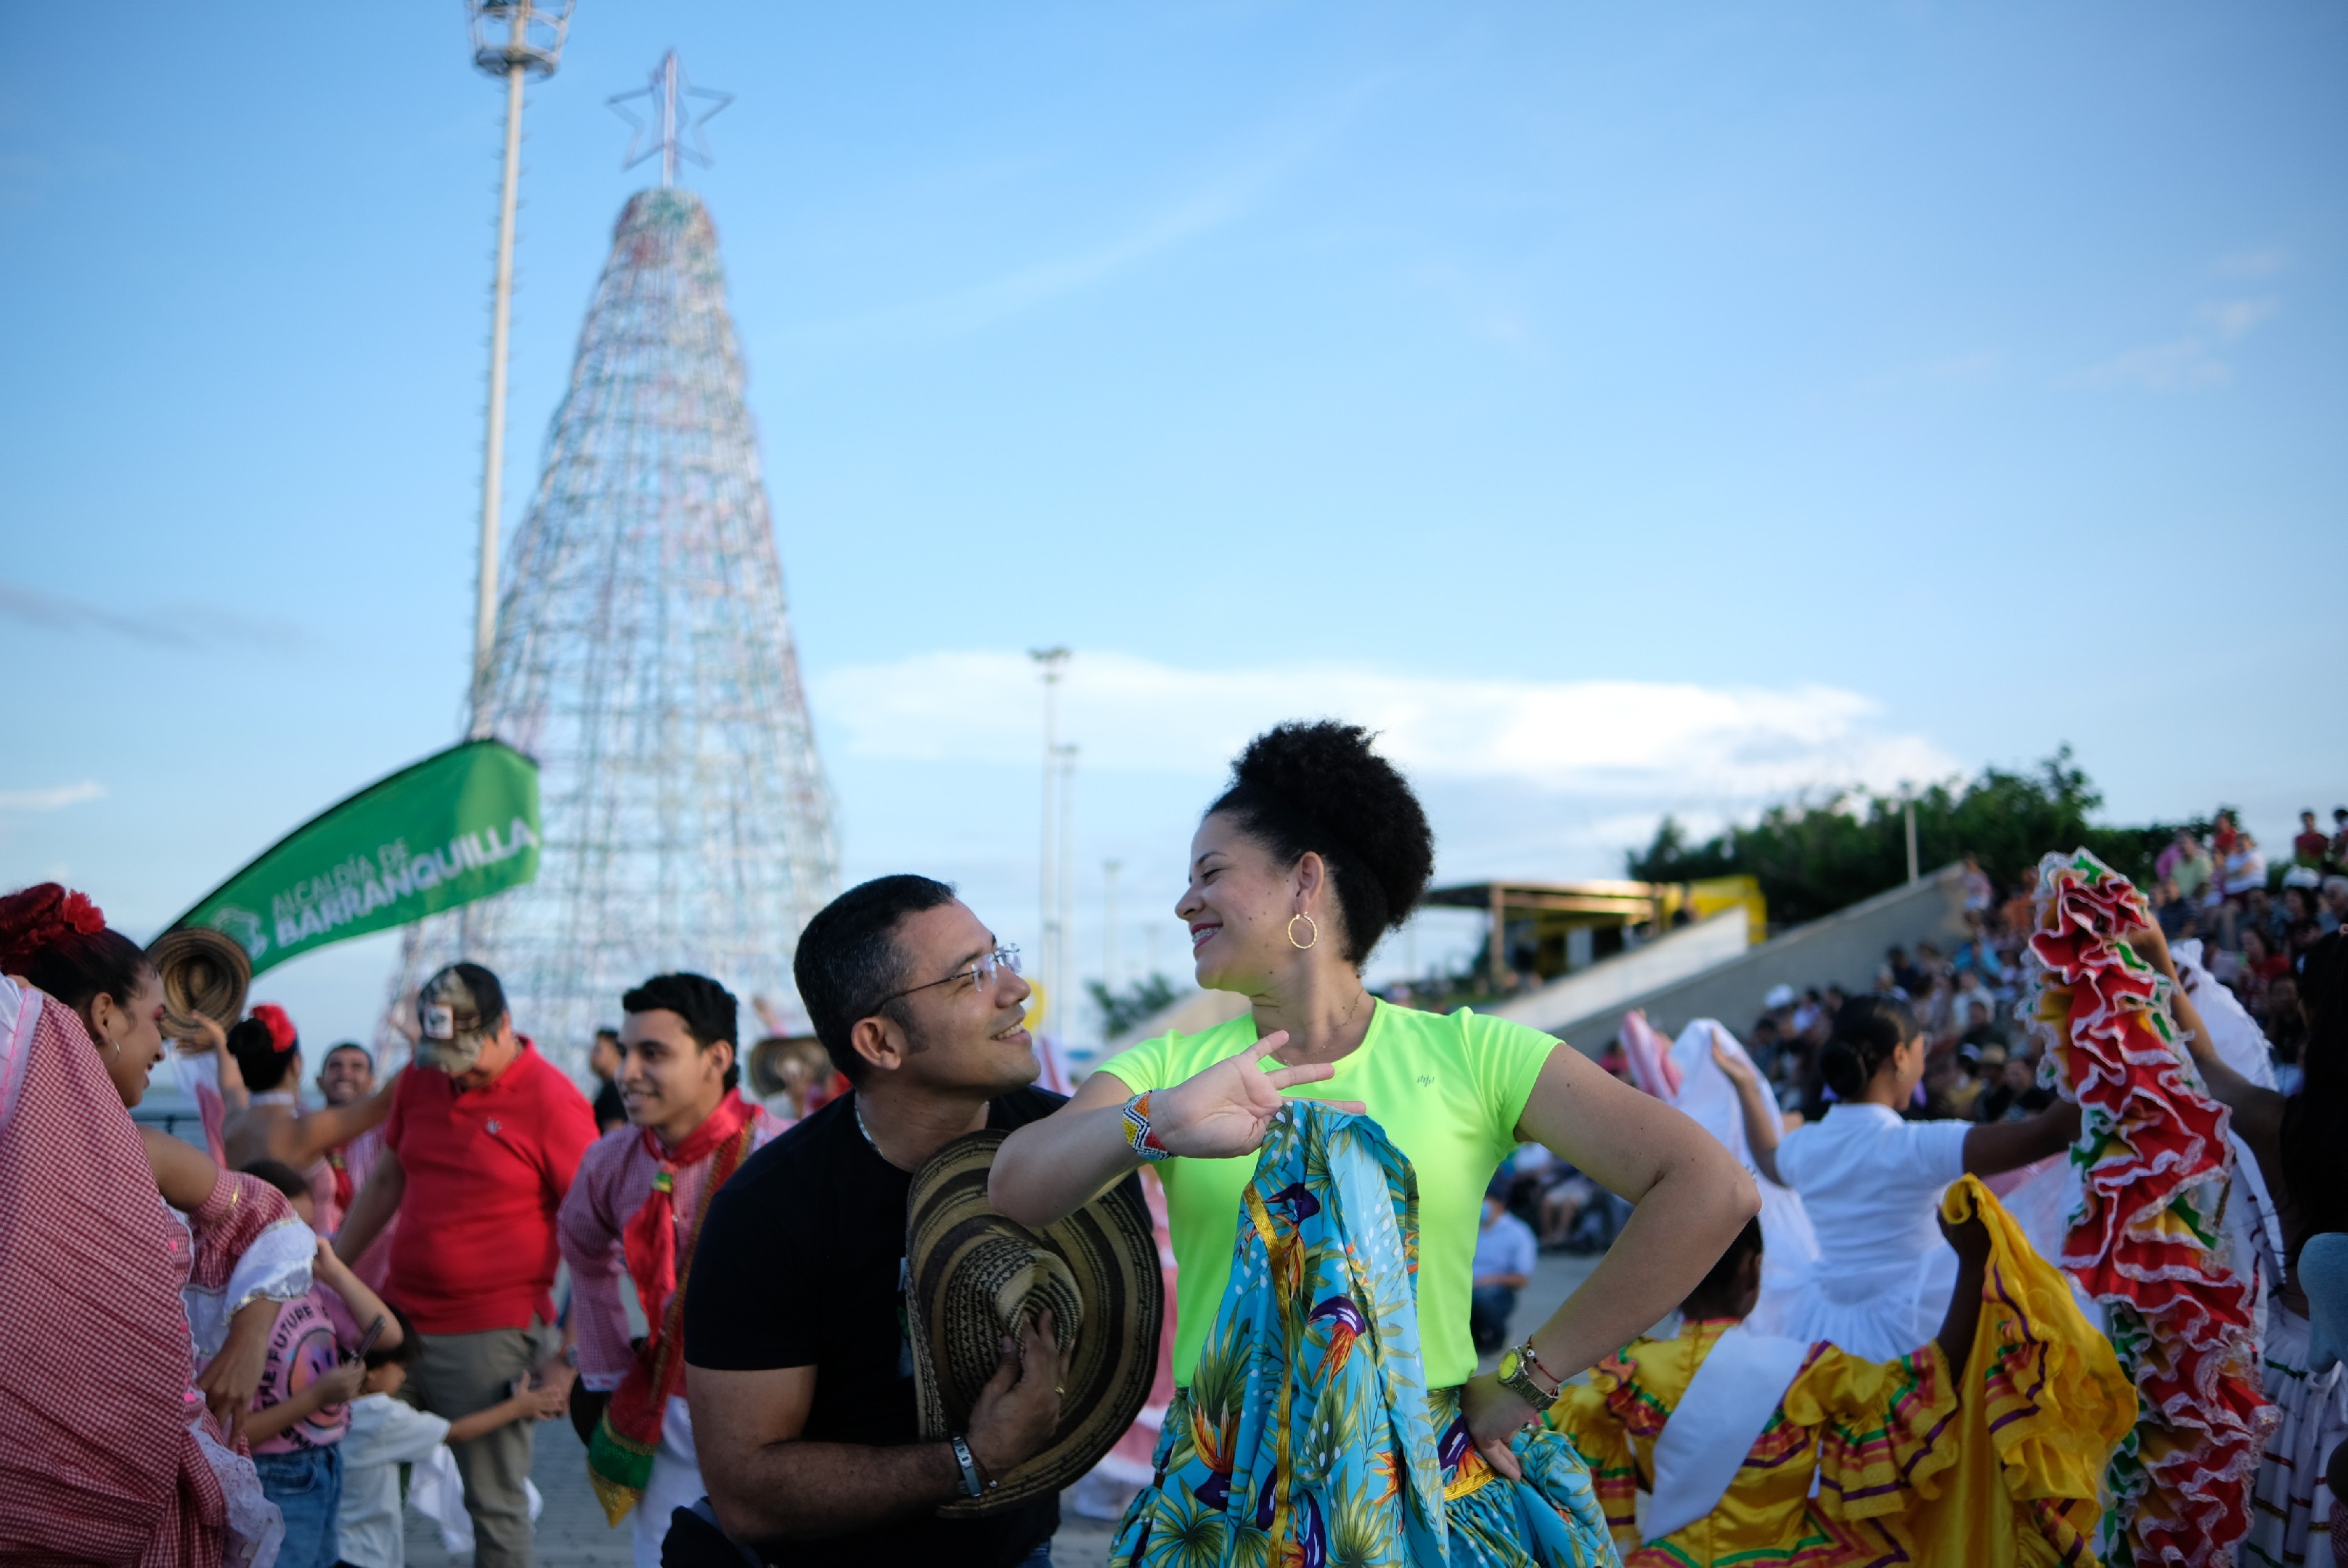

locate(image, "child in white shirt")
[[335, 1305, 565, 1568]]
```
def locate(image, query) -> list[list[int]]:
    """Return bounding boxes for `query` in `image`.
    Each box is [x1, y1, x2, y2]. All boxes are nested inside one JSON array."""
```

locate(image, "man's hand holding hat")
[[963, 1307, 1070, 1487]]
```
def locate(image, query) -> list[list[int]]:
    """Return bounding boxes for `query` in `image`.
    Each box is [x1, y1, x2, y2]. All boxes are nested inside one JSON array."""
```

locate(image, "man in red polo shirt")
[[337, 962, 598, 1567]]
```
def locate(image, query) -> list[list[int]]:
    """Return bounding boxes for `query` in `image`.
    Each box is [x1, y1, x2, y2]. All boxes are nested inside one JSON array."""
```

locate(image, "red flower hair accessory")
[[56, 890, 105, 937], [0, 882, 107, 968], [249, 1003, 298, 1055]]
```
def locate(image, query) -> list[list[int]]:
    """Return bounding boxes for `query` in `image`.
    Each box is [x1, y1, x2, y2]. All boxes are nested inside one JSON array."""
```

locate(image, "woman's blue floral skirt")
[[1107, 1103, 1618, 1567]]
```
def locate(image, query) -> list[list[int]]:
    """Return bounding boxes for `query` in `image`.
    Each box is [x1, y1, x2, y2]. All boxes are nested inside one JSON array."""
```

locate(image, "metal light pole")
[[465, 1, 572, 738], [1904, 788, 1920, 885], [1029, 648, 1072, 1034], [1103, 858, 1122, 995], [1056, 743, 1078, 1043]]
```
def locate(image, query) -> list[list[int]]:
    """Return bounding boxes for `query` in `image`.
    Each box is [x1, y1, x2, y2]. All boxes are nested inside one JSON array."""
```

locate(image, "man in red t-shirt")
[[338, 962, 597, 1567]]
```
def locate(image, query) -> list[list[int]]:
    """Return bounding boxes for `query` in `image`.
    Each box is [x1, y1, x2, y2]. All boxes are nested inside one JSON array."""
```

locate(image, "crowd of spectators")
[[1747, 810, 2348, 1127], [1493, 811, 2347, 1258]]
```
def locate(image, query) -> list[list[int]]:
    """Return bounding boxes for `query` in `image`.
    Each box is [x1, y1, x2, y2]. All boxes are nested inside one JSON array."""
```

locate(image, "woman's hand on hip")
[[1149, 1038, 1364, 1159], [1459, 1372, 1534, 1482]]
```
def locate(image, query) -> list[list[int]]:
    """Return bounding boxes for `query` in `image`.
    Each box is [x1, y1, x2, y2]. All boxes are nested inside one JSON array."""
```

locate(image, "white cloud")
[[2066, 337, 2231, 391], [2200, 295, 2278, 341], [2063, 296, 2280, 392], [812, 651, 1957, 804], [0, 781, 105, 812], [2214, 248, 2293, 279]]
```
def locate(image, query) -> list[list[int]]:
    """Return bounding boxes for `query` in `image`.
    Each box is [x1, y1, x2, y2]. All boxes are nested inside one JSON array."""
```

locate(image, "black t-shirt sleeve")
[[682, 1151, 825, 1372]]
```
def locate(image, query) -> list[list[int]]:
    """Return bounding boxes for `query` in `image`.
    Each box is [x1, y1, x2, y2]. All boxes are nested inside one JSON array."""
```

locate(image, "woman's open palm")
[[1150, 1036, 1365, 1159]]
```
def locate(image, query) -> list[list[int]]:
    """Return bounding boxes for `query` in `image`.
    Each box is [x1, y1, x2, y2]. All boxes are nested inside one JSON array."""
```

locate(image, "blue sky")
[[2, 3, 2341, 1048]]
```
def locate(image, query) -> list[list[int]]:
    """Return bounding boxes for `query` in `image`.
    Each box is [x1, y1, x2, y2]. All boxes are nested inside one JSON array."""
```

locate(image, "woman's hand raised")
[[1709, 1037, 1759, 1092], [1146, 1035, 1365, 1159]]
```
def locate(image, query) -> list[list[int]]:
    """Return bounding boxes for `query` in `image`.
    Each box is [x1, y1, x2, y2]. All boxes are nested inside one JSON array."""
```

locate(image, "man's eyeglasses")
[[875, 945, 1022, 1008]]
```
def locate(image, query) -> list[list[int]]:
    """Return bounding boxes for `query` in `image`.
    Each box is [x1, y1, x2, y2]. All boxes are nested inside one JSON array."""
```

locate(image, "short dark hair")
[[621, 972, 742, 1093], [324, 1040, 372, 1070], [239, 1159, 310, 1204], [1683, 1216, 1764, 1313], [793, 875, 959, 1084], [594, 1026, 620, 1043], [1206, 722, 1435, 965]]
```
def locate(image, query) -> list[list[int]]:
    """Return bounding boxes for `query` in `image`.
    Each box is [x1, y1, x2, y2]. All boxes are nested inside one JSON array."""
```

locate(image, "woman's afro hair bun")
[[1209, 722, 1435, 963]]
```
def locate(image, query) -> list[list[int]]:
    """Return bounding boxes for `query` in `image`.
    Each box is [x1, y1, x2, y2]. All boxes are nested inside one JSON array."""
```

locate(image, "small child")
[[335, 1302, 565, 1568], [239, 1159, 401, 1568]]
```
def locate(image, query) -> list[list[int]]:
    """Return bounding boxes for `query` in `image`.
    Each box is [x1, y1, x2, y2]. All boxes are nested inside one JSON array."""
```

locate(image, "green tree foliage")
[[1628, 747, 2206, 931], [1088, 972, 1179, 1039]]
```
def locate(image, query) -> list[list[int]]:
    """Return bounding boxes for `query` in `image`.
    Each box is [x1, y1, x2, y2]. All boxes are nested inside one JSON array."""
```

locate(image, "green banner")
[[173, 739, 540, 976]]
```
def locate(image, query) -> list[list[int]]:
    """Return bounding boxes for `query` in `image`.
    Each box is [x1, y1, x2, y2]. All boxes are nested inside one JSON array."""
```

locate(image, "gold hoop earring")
[[1287, 913, 1318, 951]]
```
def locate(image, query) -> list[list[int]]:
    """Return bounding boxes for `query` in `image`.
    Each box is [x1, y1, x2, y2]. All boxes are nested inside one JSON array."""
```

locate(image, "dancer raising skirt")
[[1552, 1177, 2131, 1566]]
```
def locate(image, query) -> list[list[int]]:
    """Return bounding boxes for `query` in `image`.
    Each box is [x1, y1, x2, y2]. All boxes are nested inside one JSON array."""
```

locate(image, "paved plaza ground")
[[404, 1249, 1602, 1567]]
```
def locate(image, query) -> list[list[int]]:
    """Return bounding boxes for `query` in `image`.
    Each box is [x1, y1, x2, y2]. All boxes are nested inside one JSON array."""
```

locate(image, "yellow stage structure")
[[1421, 876, 1766, 991]]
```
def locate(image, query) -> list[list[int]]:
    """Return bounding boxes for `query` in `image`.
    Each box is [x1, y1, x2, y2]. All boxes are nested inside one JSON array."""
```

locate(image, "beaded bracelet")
[[1122, 1091, 1173, 1161]]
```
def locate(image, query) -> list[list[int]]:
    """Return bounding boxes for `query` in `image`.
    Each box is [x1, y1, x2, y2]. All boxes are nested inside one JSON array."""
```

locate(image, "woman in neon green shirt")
[[991, 720, 1756, 1486]]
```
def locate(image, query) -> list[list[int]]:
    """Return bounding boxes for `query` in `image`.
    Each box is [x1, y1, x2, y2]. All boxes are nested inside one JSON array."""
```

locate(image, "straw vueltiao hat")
[[905, 1128, 1162, 1515], [147, 925, 251, 1040]]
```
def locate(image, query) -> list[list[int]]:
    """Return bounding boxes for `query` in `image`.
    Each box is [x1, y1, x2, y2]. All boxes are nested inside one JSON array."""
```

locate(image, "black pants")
[[1469, 1284, 1518, 1355]]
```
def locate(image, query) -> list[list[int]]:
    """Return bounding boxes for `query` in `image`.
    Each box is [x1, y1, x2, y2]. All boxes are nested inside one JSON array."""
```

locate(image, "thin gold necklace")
[[1275, 987, 1373, 1063]]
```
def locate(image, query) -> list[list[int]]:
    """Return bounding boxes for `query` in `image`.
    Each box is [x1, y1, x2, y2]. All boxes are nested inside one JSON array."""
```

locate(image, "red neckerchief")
[[590, 1091, 759, 1523], [325, 1146, 354, 1213], [619, 1090, 758, 1334]]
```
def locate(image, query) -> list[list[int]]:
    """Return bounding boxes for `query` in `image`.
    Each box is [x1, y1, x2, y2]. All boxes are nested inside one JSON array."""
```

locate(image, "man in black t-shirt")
[[682, 875, 1070, 1567]]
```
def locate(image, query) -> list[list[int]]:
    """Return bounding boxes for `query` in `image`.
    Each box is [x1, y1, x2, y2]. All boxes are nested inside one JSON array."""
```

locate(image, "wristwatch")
[[1495, 1341, 1560, 1412]]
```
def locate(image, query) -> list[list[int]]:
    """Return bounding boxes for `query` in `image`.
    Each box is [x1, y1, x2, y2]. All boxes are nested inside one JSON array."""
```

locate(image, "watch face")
[[1497, 1349, 1521, 1380]]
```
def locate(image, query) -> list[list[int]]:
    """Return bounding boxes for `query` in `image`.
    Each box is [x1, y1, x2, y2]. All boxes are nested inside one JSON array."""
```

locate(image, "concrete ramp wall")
[[1541, 863, 1973, 1053]]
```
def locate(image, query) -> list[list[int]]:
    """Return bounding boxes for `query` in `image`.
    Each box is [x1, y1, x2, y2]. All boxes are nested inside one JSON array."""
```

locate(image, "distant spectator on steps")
[[2160, 828, 2214, 899], [2321, 876, 2348, 935], [2223, 833, 2267, 898], [1469, 1178, 1538, 1355], [1960, 854, 1994, 914], [2296, 810, 2331, 867]]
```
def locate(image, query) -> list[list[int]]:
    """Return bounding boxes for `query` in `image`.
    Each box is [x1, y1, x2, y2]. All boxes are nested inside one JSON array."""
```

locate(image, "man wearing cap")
[[336, 961, 598, 1568], [679, 876, 1092, 1566], [557, 971, 786, 1568]]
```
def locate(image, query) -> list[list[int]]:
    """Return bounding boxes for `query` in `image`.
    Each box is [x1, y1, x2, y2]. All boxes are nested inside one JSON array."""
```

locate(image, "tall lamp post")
[[465, 1, 573, 738], [1056, 742, 1078, 1045], [1030, 648, 1072, 1036], [1903, 785, 1920, 885]]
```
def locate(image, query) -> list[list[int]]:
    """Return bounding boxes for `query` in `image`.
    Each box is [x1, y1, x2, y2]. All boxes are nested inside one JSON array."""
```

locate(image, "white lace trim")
[[192, 1417, 283, 1568], [183, 1214, 314, 1363], [0, 976, 33, 1135]]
